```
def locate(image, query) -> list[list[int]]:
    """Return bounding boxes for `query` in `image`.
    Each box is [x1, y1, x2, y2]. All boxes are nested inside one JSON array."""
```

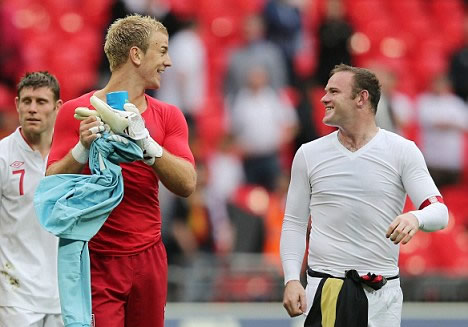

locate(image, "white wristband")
[[71, 141, 89, 164]]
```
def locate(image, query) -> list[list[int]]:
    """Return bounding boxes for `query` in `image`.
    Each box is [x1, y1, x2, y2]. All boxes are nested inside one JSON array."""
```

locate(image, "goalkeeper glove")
[[88, 95, 163, 165]]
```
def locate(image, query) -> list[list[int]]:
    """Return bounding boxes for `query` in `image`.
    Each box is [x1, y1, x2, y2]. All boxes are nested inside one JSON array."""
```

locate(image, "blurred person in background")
[[315, 0, 353, 87], [45, 15, 196, 327], [281, 64, 448, 326], [417, 71, 468, 188], [262, 0, 304, 87], [223, 13, 287, 108], [291, 81, 320, 152], [165, 163, 214, 266], [164, 163, 218, 301], [229, 65, 298, 192], [204, 133, 243, 254], [0, 72, 62, 326], [368, 62, 414, 135], [448, 15, 468, 102], [157, 19, 206, 127], [0, 1, 25, 92]]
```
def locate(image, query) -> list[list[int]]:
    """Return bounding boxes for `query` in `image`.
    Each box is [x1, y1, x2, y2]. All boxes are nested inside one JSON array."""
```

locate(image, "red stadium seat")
[[303, 0, 326, 31], [168, 0, 198, 20], [440, 185, 468, 227], [429, 219, 468, 276], [195, 95, 226, 157], [0, 85, 15, 112], [430, 0, 465, 22], [355, 18, 396, 59], [399, 231, 435, 275], [196, 0, 244, 47], [411, 52, 447, 93], [347, 0, 389, 27], [237, 0, 266, 15], [387, 0, 427, 19], [439, 19, 465, 54]]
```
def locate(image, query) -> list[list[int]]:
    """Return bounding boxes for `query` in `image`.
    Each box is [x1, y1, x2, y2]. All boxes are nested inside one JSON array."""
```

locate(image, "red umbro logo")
[[10, 161, 24, 168]]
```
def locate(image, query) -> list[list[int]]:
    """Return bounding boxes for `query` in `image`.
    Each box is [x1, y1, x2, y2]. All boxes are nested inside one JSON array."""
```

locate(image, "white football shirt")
[[281, 129, 443, 282], [0, 128, 60, 313]]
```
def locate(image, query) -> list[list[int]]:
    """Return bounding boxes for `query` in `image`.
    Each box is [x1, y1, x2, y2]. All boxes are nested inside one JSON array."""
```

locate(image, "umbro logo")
[[10, 161, 24, 168]]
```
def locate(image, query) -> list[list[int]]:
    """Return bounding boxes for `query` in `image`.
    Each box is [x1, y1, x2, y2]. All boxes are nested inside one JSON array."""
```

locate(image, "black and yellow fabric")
[[304, 270, 368, 327]]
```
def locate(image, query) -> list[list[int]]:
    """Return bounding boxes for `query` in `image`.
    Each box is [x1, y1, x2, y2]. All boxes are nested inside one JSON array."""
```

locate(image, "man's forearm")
[[46, 152, 86, 176], [153, 151, 196, 198], [410, 202, 449, 232]]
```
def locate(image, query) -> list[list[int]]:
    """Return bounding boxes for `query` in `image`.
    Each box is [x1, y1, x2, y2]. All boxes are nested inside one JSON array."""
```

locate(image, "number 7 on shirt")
[[13, 169, 25, 196]]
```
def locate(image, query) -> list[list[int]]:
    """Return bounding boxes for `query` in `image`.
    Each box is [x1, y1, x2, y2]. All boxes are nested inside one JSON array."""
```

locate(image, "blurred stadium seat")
[[440, 186, 468, 227], [399, 231, 435, 276]]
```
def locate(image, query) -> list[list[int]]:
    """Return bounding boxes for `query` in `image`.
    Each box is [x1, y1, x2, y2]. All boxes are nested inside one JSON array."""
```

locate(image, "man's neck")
[[20, 128, 52, 158], [337, 124, 379, 152], [95, 71, 148, 112]]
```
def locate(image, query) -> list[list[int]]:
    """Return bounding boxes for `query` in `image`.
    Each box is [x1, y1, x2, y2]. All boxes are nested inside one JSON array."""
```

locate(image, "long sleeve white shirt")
[[280, 129, 448, 283]]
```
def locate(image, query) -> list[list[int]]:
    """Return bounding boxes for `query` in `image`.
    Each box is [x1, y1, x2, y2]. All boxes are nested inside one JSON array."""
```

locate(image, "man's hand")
[[79, 116, 105, 149], [88, 96, 163, 165], [386, 212, 420, 245], [122, 102, 163, 165], [283, 280, 307, 317], [71, 116, 105, 164], [90, 96, 129, 134]]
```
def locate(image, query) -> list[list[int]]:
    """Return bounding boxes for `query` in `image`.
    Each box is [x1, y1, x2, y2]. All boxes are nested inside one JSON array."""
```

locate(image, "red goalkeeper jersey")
[[48, 92, 195, 255]]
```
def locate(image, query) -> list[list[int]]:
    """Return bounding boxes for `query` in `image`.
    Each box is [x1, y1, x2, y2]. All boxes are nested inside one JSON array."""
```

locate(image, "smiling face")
[[321, 71, 357, 127], [15, 86, 60, 138], [139, 30, 172, 90]]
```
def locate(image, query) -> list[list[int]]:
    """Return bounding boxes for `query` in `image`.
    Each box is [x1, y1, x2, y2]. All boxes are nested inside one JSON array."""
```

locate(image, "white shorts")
[[0, 306, 63, 327], [305, 275, 403, 327]]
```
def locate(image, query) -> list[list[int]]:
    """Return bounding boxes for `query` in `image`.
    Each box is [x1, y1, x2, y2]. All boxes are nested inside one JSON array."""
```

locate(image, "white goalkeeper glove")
[[88, 95, 163, 165]]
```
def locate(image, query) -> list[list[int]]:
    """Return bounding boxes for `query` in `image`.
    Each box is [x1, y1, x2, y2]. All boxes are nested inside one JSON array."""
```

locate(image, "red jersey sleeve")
[[144, 96, 195, 166], [48, 93, 93, 167]]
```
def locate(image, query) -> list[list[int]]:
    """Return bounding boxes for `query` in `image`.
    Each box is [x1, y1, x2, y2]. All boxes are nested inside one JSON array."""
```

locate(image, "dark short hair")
[[17, 71, 60, 101], [330, 64, 381, 113]]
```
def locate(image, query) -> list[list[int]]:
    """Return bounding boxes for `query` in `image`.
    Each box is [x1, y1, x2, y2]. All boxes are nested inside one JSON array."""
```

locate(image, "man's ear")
[[55, 99, 63, 112], [129, 46, 142, 66], [357, 89, 369, 108], [15, 96, 19, 113]]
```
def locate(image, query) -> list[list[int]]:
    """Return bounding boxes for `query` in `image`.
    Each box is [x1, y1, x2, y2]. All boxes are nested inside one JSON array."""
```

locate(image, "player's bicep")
[[401, 142, 440, 208], [284, 147, 311, 226], [161, 109, 194, 166], [48, 103, 80, 167]]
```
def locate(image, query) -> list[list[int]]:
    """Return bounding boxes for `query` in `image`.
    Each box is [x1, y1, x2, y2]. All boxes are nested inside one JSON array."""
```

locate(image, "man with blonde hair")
[[46, 14, 196, 327]]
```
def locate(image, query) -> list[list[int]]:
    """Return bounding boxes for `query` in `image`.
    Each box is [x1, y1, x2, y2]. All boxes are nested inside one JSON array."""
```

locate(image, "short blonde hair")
[[104, 14, 168, 72]]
